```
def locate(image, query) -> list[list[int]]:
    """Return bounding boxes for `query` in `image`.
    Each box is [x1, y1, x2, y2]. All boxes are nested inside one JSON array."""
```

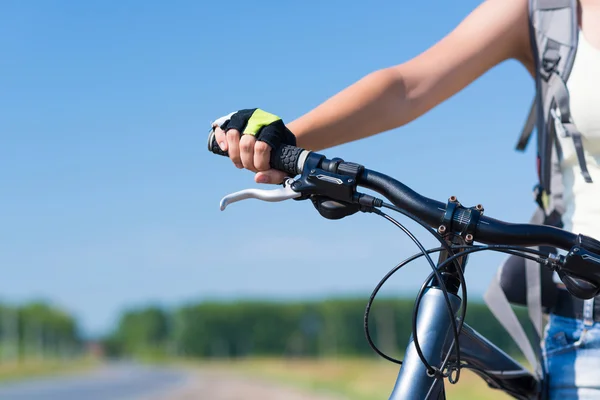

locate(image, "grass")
[[0, 358, 99, 383], [197, 357, 515, 400]]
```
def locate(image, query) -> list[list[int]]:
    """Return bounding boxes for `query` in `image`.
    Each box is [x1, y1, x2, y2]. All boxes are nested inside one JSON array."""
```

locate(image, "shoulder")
[[462, 0, 534, 74]]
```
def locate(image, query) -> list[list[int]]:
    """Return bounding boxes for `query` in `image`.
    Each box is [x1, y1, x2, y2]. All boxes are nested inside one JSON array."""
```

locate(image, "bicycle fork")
[[388, 236, 467, 400]]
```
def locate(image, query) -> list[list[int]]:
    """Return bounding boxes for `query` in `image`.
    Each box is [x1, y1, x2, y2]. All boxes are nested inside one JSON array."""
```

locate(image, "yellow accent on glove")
[[243, 109, 281, 136]]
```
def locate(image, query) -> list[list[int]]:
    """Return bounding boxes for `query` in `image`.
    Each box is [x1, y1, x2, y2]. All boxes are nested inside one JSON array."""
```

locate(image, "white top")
[[557, 31, 600, 240]]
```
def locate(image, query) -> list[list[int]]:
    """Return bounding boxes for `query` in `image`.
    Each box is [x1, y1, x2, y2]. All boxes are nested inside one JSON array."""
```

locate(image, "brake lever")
[[219, 178, 301, 211]]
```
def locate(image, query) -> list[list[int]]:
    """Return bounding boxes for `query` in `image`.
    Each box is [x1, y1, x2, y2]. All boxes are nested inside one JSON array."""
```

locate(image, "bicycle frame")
[[388, 243, 541, 400]]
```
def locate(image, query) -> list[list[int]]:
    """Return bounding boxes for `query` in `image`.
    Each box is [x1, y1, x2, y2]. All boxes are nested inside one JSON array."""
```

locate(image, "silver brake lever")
[[219, 178, 301, 211]]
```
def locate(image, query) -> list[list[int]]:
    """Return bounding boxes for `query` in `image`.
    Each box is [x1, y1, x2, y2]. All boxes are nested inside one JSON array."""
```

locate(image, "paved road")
[[148, 370, 344, 400], [0, 363, 342, 400], [0, 363, 192, 400]]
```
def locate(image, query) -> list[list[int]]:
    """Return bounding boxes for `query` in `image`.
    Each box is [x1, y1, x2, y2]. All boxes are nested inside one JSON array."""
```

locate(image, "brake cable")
[[364, 203, 557, 385], [371, 208, 464, 378]]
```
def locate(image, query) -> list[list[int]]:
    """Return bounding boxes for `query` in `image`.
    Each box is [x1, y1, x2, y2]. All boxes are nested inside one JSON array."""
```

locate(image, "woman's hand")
[[211, 109, 297, 184]]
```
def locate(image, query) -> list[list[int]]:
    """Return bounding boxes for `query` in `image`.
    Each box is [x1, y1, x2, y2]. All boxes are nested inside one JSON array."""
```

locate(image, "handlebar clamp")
[[439, 197, 484, 243]]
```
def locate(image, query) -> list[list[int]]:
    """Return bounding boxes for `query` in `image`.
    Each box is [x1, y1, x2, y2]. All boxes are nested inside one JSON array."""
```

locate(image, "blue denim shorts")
[[544, 313, 600, 399]]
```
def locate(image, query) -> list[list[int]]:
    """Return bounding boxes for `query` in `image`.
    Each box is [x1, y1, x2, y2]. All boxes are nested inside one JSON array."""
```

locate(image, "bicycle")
[[207, 134, 600, 400]]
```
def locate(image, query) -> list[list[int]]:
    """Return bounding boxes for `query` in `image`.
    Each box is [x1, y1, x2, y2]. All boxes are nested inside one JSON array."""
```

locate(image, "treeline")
[[105, 297, 532, 360], [0, 302, 82, 362]]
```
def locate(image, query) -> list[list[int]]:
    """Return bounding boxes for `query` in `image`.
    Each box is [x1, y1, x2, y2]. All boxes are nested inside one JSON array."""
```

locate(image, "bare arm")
[[289, 0, 533, 151], [214, 0, 534, 183]]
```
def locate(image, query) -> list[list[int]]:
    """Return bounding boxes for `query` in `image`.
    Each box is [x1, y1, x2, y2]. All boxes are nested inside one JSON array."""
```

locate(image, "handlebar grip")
[[208, 130, 229, 157], [207, 130, 306, 176]]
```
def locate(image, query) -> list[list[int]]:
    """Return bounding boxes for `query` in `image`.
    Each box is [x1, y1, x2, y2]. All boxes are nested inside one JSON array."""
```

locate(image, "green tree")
[[114, 305, 170, 357]]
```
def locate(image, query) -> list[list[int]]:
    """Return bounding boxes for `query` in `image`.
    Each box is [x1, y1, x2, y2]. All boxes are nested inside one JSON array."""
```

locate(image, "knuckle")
[[226, 129, 240, 139], [240, 138, 254, 152], [255, 141, 271, 153], [214, 129, 225, 141]]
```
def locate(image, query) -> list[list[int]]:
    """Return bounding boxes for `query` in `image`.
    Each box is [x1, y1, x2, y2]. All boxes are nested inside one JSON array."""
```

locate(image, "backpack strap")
[[516, 0, 591, 194], [484, 258, 541, 377], [516, 100, 537, 152], [484, 207, 548, 382]]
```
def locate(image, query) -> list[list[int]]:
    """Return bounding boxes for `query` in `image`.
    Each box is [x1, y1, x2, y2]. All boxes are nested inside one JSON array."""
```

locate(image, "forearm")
[[287, 67, 415, 151]]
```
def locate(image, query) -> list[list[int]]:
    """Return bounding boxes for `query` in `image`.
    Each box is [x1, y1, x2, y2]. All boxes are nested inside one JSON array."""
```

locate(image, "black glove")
[[211, 108, 296, 150]]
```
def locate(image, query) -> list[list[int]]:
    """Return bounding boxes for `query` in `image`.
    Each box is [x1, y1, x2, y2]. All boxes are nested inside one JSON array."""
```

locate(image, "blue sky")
[[1, 0, 540, 336]]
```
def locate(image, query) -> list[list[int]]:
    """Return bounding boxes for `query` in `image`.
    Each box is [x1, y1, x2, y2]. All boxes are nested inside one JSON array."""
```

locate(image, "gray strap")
[[516, 99, 537, 151], [542, 73, 591, 183], [525, 257, 543, 338], [484, 208, 547, 379], [525, 255, 544, 377], [524, 0, 578, 185], [548, 140, 567, 215], [563, 123, 594, 183], [537, 0, 571, 10], [484, 262, 540, 377], [583, 297, 595, 327], [546, 73, 571, 121]]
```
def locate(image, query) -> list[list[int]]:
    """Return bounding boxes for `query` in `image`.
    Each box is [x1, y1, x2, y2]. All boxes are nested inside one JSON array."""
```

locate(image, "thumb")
[[255, 169, 288, 185]]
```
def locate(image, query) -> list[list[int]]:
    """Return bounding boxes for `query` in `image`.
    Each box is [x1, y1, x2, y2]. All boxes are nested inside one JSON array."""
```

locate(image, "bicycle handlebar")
[[208, 131, 306, 176], [208, 135, 600, 299], [358, 169, 578, 250], [208, 134, 579, 249]]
